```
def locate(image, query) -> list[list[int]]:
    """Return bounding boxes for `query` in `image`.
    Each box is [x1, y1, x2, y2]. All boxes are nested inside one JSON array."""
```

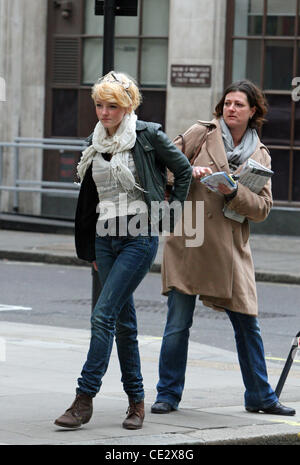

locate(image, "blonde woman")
[[54, 71, 192, 430]]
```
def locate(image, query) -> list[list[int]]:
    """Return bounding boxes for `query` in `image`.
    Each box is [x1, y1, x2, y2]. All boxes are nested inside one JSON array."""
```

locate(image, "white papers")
[[223, 158, 273, 223], [200, 171, 237, 194]]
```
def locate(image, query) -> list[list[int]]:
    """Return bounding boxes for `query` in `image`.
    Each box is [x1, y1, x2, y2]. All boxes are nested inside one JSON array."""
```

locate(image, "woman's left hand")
[[217, 183, 236, 195]]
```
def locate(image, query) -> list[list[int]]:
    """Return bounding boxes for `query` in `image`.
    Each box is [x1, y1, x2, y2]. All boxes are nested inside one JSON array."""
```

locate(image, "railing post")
[[275, 331, 300, 398], [0, 146, 2, 186], [13, 143, 19, 212], [0, 146, 2, 207]]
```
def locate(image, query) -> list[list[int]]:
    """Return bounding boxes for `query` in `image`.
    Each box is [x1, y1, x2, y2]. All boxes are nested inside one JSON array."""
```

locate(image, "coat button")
[[207, 212, 213, 219]]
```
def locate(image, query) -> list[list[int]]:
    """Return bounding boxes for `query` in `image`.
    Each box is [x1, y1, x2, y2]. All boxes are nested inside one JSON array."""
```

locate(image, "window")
[[226, 0, 300, 204], [46, 0, 169, 143], [83, 0, 169, 91], [44, 0, 169, 216]]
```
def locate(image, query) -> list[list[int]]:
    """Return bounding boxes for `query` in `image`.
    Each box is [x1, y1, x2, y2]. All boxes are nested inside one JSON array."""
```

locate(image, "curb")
[[255, 271, 300, 285], [0, 250, 86, 267], [49, 429, 300, 446], [0, 250, 300, 285]]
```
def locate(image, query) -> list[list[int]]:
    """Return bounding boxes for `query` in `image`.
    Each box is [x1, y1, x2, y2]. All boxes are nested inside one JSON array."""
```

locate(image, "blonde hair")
[[91, 71, 142, 111]]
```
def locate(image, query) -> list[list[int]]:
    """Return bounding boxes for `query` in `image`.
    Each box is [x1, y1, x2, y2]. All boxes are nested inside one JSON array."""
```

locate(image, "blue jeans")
[[156, 289, 278, 410], [77, 233, 158, 401]]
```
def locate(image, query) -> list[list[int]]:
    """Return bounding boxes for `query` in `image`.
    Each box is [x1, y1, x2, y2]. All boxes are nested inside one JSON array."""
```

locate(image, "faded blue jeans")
[[155, 289, 278, 410], [77, 233, 158, 401]]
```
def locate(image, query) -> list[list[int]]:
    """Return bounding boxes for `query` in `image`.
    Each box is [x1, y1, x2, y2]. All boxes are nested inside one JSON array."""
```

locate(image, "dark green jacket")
[[75, 120, 192, 262]]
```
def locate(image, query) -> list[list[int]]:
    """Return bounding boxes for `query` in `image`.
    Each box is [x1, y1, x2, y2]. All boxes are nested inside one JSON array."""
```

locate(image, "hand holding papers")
[[200, 171, 237, 193], [199, 159, 274, 223], [223, 158, 273, 223]]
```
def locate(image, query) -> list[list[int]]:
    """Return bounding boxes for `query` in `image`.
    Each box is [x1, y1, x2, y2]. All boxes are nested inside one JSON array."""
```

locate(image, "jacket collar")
[[136, 120, 148, 131], [204, 118, 229, 172]]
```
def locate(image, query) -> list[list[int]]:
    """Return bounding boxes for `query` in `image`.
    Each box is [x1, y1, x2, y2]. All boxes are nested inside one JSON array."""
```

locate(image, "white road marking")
[[0, 304, 32, 312]]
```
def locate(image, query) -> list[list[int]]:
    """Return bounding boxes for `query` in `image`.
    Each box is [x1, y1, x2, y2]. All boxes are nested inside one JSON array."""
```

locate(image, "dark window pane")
[[296, 43, 300, 81], [266, 16, 295, 35], [52, 89, 78, 137], [248, 15, 263, 35], [78, 89, 98, 138], [293, 152, 300, 200], [137, 90, 166, 129], [294, 102, 300, 146], [262, 94, 291, 145], [266, 0, 296, 36], [269, 149, 290, 201], [264, 40, 294, 90]]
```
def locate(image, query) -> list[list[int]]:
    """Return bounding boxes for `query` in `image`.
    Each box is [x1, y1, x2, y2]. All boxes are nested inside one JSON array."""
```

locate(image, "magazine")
[[200, 171, 237, 193], [223, 158, 274, 223]]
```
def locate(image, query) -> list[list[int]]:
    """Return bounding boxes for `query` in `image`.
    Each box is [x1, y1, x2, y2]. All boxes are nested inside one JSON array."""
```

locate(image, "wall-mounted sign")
[[171, 65, 211, 87]]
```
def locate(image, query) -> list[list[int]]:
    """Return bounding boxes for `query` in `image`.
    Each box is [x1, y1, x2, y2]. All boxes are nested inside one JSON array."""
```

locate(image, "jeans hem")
[[155, 397, 179, 410], [128, 395, 145, 403], [245, 397, 278, 410], [76, 387, 96, 398]]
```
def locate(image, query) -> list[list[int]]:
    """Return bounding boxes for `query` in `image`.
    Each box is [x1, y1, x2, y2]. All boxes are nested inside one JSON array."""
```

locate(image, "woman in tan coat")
[[151, 80, 295, 416]]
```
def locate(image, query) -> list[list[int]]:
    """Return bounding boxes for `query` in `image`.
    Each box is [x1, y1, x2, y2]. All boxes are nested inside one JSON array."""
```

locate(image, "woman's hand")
[[217, 183, 238, 200], [192, 166, 213, 180], [217, 183, 236, 195], [92, 261, 98, 271]]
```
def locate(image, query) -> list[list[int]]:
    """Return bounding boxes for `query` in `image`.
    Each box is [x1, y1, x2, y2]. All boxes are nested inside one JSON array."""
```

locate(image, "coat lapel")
[[205, 119, 230, 172]]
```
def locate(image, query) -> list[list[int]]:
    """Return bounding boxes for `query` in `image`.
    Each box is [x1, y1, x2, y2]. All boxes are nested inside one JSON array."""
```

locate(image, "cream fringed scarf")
[[77, 112, 144, 192]]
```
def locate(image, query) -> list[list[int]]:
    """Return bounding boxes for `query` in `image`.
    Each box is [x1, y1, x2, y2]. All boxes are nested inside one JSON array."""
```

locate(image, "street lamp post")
[[92, 0, 138, 311], [102, 0, 116, 74]]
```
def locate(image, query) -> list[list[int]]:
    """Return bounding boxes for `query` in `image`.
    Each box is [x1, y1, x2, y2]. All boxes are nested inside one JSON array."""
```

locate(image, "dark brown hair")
[[214, 80, 268, 130]]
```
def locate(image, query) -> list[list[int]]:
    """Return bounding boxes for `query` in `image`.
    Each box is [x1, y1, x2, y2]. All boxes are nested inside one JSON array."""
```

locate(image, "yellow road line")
[[266, 356, 300, 363], [270, 419, 300, 427]]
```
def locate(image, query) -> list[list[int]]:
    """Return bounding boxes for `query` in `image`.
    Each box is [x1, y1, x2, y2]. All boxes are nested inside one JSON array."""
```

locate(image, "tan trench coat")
[[162, 118, 273, 316]]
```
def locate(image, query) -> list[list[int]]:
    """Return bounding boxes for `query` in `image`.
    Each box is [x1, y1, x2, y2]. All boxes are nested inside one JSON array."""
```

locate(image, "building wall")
[[165, 0, 226, 139], [0, 0, 47, 214], [0, 0, 226, 215]]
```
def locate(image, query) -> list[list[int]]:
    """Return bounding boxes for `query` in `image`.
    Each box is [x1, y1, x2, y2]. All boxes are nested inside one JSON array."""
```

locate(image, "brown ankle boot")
[[122, 399, 145, 430], [54, 393, 93, 428]]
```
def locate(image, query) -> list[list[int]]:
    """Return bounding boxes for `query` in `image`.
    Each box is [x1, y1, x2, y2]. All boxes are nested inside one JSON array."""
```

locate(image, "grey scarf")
[[220, 117, 258, 170]]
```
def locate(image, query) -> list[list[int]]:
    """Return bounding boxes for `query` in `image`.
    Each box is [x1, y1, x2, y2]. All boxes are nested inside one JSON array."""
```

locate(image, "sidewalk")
[[1, 321, 300, 446], [0, 229, 300, 445]]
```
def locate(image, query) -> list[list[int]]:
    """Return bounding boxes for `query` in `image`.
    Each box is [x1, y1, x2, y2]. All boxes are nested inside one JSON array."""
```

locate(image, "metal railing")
[[0, 137, 88, 211]]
